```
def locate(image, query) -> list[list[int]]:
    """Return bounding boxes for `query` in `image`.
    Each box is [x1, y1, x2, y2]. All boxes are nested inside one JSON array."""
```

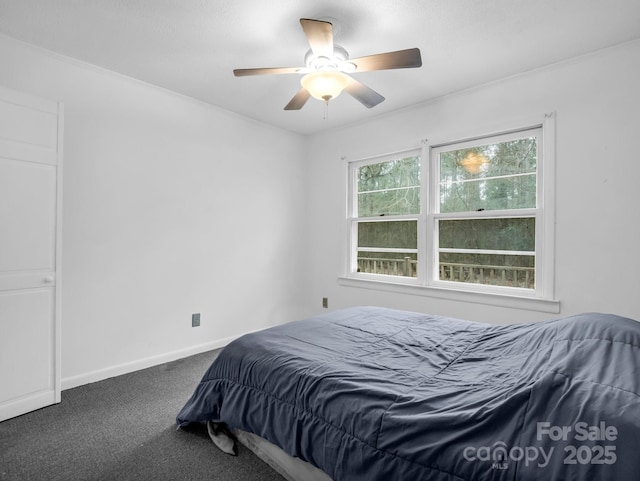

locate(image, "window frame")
[[428, 127, 542, 297], [347, 148, 423, 286], [343, 113, 558, 312]]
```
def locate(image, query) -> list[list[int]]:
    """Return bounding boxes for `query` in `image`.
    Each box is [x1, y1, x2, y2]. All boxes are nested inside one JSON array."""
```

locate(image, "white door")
[[0, 86, 63, 421]]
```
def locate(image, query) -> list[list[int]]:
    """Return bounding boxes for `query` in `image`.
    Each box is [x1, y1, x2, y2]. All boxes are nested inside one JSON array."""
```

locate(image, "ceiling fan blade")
[[284, 88, 311, 110], [300, 18, 334, 58], [350, 48, 422, 72], [344, 76, 385, 108], [234, 66, 303, 77]]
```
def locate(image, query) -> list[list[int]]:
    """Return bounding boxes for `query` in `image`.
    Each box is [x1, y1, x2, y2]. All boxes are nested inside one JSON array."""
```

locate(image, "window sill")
[[337, 276, 560, 314]]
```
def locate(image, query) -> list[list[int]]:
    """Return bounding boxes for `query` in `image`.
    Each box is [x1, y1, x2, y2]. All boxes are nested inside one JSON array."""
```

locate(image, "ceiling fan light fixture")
[[301, 70, 349, 102]]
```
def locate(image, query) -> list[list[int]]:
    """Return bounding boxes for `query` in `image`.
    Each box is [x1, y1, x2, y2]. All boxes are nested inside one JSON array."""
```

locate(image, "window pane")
[[439, 252, 535, 289], [357, 220, 417, 277], [439, 137, 537, 213], [357, 251, 417, 277], [357, 156, 420, 216], [438, 218, 535, 289], [439, 218, 535, 251], [359, 220, 417, 249]]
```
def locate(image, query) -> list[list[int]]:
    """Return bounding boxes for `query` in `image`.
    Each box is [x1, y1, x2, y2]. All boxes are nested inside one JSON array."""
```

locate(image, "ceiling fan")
[[233, 18, 422, 111]]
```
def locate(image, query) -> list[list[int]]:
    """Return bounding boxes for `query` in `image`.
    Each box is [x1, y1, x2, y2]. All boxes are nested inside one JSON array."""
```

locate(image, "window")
[[346, 115, 556, 304], [349, 153, 421, 279]]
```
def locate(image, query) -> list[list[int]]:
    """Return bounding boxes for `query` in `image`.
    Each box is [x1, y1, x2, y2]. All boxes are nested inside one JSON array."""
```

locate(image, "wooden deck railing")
[[357, 257, 534, 289], [357, 256, 417, 277]]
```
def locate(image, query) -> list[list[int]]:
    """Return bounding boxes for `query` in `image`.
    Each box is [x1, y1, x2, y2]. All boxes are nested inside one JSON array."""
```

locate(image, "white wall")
[[0, 35, 309, 387], [303, 40, 640, 324], [1, 33, 638, 389]]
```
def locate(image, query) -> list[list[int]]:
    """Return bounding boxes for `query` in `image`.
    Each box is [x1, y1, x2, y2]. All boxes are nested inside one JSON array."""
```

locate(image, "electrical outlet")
[[192, 313, 200, 327], [322, 297, 328, 308]]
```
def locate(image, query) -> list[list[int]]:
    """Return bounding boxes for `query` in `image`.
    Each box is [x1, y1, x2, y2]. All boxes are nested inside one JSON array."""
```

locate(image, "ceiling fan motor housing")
[[304, 45, 356, 73]]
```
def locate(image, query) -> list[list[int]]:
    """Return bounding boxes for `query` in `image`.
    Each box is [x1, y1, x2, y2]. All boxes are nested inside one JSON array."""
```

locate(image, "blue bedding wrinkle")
[[177, 306, 640, 481]]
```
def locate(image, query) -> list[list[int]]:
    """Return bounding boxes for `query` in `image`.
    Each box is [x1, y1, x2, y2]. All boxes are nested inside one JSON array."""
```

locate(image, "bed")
[[177, 306, 640, 480]]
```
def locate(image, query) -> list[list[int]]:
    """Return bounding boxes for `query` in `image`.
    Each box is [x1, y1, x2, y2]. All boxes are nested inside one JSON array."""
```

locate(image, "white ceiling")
[[0, 0, 639, 135]]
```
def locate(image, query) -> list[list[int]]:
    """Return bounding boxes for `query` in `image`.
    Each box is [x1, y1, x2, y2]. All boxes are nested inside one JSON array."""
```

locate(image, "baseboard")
[[0, 390, 58, 423], [60, 334, 240, 391]]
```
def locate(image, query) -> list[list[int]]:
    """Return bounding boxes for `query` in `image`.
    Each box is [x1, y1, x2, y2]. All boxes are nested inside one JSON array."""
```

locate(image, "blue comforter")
[[177, 306, 640, 480]]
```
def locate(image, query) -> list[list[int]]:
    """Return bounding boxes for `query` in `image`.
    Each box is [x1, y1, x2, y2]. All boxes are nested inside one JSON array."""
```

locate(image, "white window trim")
[[342, 113, 558, 313]]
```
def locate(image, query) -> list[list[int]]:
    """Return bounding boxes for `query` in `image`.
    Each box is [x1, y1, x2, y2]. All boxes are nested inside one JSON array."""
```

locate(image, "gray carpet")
[[0, 350, 285, 481]]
